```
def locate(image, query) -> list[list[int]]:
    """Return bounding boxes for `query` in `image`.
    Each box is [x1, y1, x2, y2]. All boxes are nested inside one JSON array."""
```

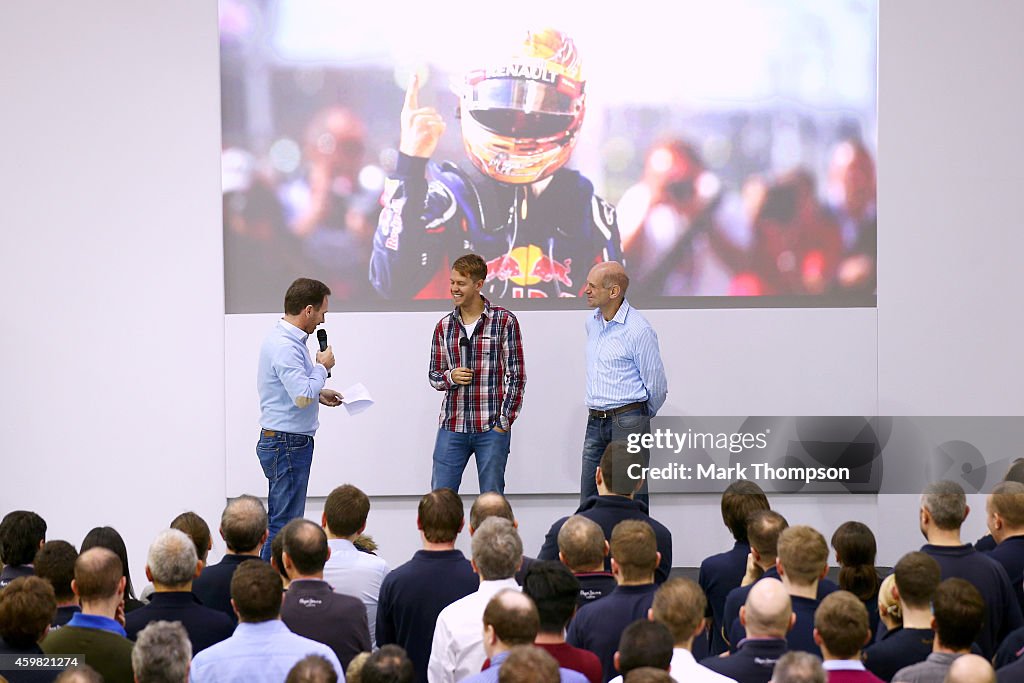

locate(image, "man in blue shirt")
[[581, 262, 667, 507], [257, 277, 343, 562]]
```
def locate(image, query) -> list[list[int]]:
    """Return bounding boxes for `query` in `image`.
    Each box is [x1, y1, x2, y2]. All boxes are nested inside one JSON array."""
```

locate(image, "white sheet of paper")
[[341, 382, 374, 416]]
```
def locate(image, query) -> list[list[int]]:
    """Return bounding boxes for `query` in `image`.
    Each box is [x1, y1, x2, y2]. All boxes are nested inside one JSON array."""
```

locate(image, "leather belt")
[[588, 401, 647, 419]]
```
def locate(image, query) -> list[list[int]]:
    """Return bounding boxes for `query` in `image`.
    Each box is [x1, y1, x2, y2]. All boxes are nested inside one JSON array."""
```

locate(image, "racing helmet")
[[459, 28, 586, 184]]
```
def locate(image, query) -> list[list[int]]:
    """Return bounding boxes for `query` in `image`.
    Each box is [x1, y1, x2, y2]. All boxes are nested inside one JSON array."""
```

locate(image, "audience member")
[[700, 482, 770, 656], [701, 578, 792, 683], [41, 547, 134, 683], [521, 561, 602, 683], [0, 511, 46, 587], [943, 655, 994, 683], [539, 445, 673, 584], [470, 493, 536, 583], [772, 526, 831, 657], [983, 481, 1024, 612], [170, 511, 213, 567], [557, 516, 615, 606], [282, 518, 371, 669], [918, 481, 1022, 658], [890, 579, 985, 683], [428, 517, 522, 683], [567, 520, 661, 682], [272, 531, 290, 587], [497, 646, 560, 683], [612, 621, 674, 681], [363, 645, 415, 683], [52, 665, 103, 683], [125, 529, 233, 655], [975, 459, 1024, 552], [623, 669, 674, 683], [347, 652, 370, 683], [131, 620, 192, 683], [190, 560, 342, 682], [287, 654, 340, 683], [875, 574, 901, 636], [466, 590, 586, 683], [863, 552, 941, 681], [193, 495, 268, 624], [80, 526, 143, 612], [33, 540, 80, 628], [322, 484, 390, 647], [722, 510, 792, 648], [377, 489, 478, 683], [812, 591, 881, 683], [0, 576, 57, 682], [830, 522, 881, 643], [771, 652, 826, 683], [648, 578, 736, 683]]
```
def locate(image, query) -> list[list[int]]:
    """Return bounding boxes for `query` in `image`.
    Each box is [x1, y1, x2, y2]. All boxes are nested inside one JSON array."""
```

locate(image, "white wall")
[[1, 0, 1021, 586]]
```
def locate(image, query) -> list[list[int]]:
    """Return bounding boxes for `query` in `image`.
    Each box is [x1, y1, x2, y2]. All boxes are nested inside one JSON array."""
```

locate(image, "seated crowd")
[[3, 449, 1024, 683]]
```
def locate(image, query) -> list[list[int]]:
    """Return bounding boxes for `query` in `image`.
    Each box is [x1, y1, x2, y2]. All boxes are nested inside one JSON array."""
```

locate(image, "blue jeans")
[[432, 428, 511, 494], [256, 429, 314, 561], [581, 406, 651, 507]]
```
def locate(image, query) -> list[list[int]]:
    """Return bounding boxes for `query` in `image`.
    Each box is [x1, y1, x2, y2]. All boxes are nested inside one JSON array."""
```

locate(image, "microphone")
[[459, 337, 471, 382], [316, 329, 331, 378]]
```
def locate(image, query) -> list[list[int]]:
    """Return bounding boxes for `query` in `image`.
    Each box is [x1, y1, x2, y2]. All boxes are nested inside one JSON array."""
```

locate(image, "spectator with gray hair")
[[469, 493, 537, 584], [918, 480, 1022, 659], [771, 652, 825, 683], [556, 516, 615, 607], [53, 664, 104, 683], [125, 529, 233, 655], [193, 494, 269, 624], [428, 517, 523, 683], [131, 620, 192, 683]]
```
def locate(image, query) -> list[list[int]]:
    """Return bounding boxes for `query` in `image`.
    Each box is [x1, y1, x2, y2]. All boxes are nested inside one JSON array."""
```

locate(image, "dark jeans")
[[432, 427, 511, 494], [256, 429, 313, 561], [581, 405, 651, 507]]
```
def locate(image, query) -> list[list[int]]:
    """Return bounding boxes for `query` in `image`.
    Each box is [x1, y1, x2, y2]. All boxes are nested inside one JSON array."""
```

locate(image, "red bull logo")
[[485, 245, 572, 288]]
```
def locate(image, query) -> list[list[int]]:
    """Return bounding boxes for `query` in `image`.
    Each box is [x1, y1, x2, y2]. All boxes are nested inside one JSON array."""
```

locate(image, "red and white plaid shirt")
[[429, 297, 526, 432]]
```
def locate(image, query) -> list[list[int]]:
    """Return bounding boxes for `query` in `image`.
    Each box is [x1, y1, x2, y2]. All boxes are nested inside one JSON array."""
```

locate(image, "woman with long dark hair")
[[81, 526, 145, 612], [831, 521, 881, 643]]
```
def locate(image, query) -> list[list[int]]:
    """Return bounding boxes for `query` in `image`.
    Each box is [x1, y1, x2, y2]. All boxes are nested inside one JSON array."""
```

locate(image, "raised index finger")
[[404, 73, 420, 111]]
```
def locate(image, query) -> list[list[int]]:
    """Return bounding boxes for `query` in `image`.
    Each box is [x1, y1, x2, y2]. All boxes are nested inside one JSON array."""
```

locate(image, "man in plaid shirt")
[[429, 253, 526, 494]]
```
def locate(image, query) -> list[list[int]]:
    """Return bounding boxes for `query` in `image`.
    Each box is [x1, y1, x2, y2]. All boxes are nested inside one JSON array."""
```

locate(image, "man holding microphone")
[[257, 277, 344, 561]]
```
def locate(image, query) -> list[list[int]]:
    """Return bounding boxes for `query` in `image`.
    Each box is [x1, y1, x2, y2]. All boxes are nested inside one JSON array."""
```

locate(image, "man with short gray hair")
[[126, 529, 234, 654], [556, 515, 615, 606], [770, 652, 825, 683], [132, 620, 192, 683], [918, 480, 1022, 658], [428, 517, 523, 683]]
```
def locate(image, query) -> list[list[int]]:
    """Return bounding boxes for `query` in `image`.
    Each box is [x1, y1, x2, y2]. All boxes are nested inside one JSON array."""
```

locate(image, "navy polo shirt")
[[699, 540, 750, 656], [567, 583, 658, 683], [862, 627, 933, 682]]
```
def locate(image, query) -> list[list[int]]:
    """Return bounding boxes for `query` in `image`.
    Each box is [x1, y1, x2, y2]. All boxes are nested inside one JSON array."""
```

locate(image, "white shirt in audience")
[[323, 538, 390, 648], [607, 647, 737, 683]]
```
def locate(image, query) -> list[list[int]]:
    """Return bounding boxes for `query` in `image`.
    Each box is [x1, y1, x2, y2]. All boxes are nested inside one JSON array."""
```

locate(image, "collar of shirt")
[[279, 318, 309, 342], [66, 612, 126, 637], [822, 660, 867, 671], [490, 651, 511, 667], [453, 297, 492, 326], [592, 299, 632, 325], [232, 619, 291, 639]]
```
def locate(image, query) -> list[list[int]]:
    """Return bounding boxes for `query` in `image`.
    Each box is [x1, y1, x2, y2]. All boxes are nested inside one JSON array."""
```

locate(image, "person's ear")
[[775, 558, 784, 577], [194, 560, 202, 579], [145, 566, 154, 583], [963, 504, 971, 522], [231, 598, 241, 620], [813, 628, 823, 647], [787, 612, 796, 633], [603, 540, 610, 558], [739, 605, 747, 626], [614, 652, 621, 673], [647, 607, 654, 621]]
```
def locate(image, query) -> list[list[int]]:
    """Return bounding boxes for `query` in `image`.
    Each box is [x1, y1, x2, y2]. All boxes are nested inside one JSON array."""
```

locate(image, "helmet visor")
[[466, 78, 578, 138]]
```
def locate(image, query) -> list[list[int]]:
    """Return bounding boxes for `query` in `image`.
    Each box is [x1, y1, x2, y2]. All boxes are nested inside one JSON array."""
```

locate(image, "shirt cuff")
[[396, 152, 429, 179]]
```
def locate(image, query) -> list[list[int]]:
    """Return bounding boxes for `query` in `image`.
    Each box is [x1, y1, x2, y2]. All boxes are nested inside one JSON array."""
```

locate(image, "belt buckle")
[[593, 409, 609, 419], [262, 429, 276, 437]]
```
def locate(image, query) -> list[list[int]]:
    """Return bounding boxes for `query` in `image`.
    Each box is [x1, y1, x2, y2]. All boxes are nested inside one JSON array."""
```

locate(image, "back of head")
[[771, 652, 825, 683], [557, 515, 606, 572], [470, 492, 514, 531], [74, 547, 124, 602], [988, 481, 1024, 528], [932, 578, 985, 651], [34, 540, 78, 602], [1003, 458, 1024, 484], [877, 574, 902, 626], [624, 668, 674, 683], [147, 529, 199, 588], [361, 644, 415, 683], [221, 495, 269, 553], [80, 526, 135, 600], [170, 511, 212, 564], [522, 561, 580, 633], [418, 488, 465, 543], [600, 442, 645, 496], [921, 481, 967, 531], [777, 526, 828, 586], [0, 576, 57, 647], [54, 665, 104, 683], [744, 578, 793, 638], [498, 646, 560, 683], [943, 653, 996, 683], [287, 654, 339, 683], [471, 517, 522, 581], [131, 620, 192, 683], [813, 591, 870, 659], [893, 551, 941, 609], [230, 559, 282, 623], [617, 620, 674, 676], [830, 521, 878, 601], [747, 510, 789, 560], [284, 278, 331, 315], [611, 520, 658, 583], [722, 481, 770, 543], [484, 590, 539, 646], [282, 519, 329, 576], [652, 577, 706, 645], [0, 510, 46, 566], [325, 484, 371, 537]]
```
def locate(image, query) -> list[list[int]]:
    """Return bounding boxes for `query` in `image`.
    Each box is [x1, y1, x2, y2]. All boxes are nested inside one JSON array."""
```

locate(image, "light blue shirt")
[[323, 538, 390, 648], [460, 650, 589, 683], [65, 612, 126, 637], [585, 300, 668, 415], [190, 619, 344, 683], [258, 320, 328, 436]]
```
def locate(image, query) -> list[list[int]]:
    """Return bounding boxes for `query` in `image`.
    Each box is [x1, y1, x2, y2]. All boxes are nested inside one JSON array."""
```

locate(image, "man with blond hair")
[[773, 526, 830, 657], [984, 480, 1024, 612], [648, 578, 735, 683]]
